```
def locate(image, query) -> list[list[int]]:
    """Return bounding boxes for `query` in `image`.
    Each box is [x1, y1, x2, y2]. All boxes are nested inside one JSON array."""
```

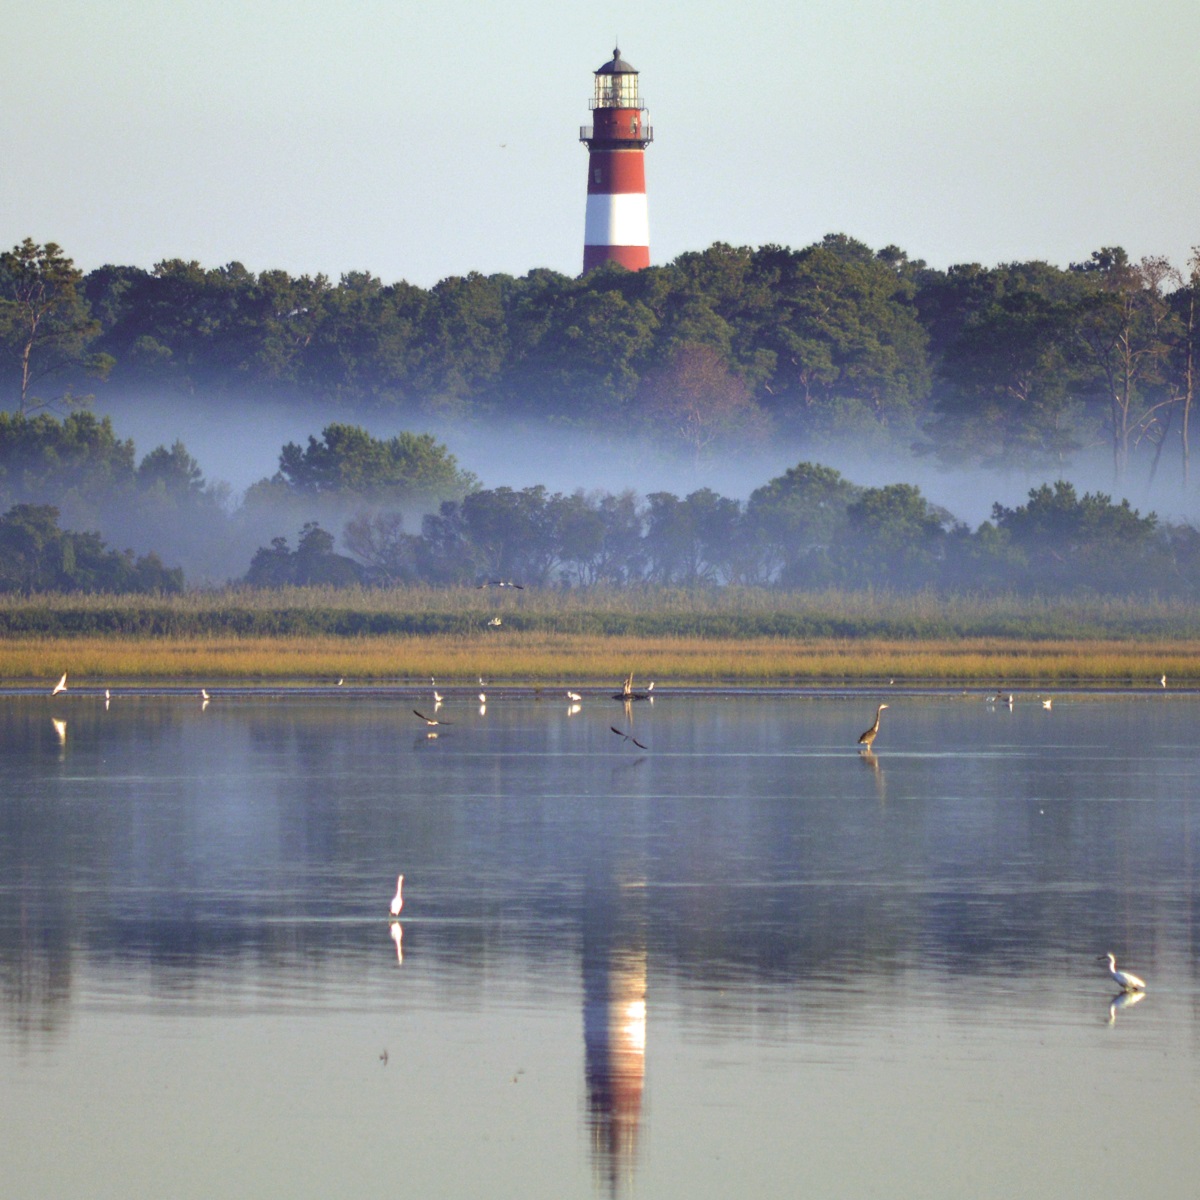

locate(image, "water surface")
[[2, 690, 1198, 1198]]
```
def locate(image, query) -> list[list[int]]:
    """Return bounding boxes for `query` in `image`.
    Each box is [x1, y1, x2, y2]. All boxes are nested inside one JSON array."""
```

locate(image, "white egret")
[[337, 677, 345, 686], [1161, 674, 1167, 688], [487, 616, 502, 627], [478, 691, 487, 704], [433, 688, 444, 704], [1042, 698, 1052, 710], [567, 690, 582, 702], [201, 688, 210, 701], [389, 874, 404, 917], [857, 704, 888, 749], [51, 672, 67, 695], [1099, 952, 1146, 992]]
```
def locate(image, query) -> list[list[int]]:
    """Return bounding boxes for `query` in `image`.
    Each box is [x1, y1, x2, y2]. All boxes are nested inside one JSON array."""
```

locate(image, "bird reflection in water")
[[1106, 988, 1146, 1024], [584, 880, 647, 1197], [51, 718, 67, 748], [858, 747, 886, 803], [389, 922, 404, 966]]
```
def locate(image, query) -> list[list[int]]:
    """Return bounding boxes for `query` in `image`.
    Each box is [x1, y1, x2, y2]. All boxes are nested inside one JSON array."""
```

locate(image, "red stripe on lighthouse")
[[584, 244, 650, 272], [587, 151, 647, 194]]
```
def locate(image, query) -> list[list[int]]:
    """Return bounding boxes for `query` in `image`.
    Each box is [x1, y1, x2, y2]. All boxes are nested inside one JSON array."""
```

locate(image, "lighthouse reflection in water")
[[583, 872, 648, 1195]]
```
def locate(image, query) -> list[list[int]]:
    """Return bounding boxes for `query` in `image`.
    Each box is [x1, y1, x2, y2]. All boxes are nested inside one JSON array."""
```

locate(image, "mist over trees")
[[5, 232, 1200, 596], [5, 233, 1200, 485]]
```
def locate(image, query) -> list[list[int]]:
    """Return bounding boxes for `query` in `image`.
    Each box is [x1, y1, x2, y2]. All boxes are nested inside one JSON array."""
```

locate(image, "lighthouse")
[[580, 47, 653, 273]]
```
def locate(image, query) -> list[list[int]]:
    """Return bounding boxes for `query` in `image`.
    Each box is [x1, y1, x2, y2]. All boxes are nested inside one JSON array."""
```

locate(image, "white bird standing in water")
[[1042, 698, 1053, 710], [1161, 674, 1167, 688], [567, 690, 581, 702], [1099, 952, 1146, 992], [389, 874, 404, 918], [51, 672, 67, 695]]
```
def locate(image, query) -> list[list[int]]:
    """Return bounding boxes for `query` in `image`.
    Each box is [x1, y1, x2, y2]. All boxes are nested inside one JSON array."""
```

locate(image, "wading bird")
[[389, 874, 404, 918], [1042, 698, 1053, 710], [1161, 674, 1167, 688], [1099, 952, 1145, 992], [51, 672, 67, 695], [857, 704, 888, 749], [610, 725, 647, 750], [567, 691, 581, 702], [201, 689, 210, 701]]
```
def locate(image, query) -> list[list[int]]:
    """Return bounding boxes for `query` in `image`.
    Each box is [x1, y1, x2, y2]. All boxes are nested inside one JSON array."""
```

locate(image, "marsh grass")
[[3, 632, 1197, 685], [2, 586, 1198, 683]]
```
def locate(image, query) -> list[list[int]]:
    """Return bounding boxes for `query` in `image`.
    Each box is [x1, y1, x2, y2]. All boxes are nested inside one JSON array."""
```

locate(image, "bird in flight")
[[857, 704, 888, 749], [610, 725, 647, 749], [413, 710, 452, 726], [1098, 952, 1146, 993], [51, 672, 67, 695]]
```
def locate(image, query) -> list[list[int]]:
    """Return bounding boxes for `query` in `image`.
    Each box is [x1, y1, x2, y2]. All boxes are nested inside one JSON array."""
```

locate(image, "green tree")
[[275, 424, 477, 501], [744, 461, 858, 584], [840, 483, 952, 588], [0, 239, 111, 413]]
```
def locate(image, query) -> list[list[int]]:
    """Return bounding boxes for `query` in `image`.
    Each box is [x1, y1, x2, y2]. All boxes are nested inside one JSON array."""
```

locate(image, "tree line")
[[4, 234, 1200, 483], [0, 410, 1197, 597], [245, 467, 1197, 598]]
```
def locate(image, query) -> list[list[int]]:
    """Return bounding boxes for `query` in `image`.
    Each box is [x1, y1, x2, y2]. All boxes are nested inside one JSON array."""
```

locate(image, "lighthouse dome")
[[595, 47, 637, 75]]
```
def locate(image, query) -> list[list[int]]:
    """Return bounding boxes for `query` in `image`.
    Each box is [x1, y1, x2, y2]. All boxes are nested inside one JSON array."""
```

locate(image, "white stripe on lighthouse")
[[584, 193, 650, 248]]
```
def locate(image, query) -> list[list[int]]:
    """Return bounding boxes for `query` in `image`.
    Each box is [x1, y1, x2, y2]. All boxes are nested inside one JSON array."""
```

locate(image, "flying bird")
[[389, 874, 404, 917], [487, 616, 503, 627], [610, 725, 647, 750], [413, 710, 451, 726], [1098, 952, 1146, 993], [857, 704, 889, 749], [51, 672, 67, 695], [1042, 698, 1053, 710]]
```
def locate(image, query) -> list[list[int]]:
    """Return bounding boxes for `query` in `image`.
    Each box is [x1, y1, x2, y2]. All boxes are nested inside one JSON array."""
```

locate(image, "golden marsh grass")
[[3, 632, 1198, 686]]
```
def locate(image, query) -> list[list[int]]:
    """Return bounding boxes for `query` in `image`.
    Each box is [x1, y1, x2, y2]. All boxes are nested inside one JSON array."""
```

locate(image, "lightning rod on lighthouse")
[[580, 47, 653, 273]]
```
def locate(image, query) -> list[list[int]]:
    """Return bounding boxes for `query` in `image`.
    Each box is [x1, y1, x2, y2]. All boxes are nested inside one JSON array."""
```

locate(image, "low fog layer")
[[99, 393, 1200, 533]]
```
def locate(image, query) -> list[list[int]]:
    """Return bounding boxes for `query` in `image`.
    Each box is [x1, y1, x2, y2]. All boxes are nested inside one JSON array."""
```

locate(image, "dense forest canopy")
[[3, 233, 1200, 595], [3, 233, 1199, 482]]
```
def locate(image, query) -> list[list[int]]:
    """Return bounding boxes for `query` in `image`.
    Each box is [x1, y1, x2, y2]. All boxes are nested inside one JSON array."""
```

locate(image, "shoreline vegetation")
[[1, 587, 1197, 684]]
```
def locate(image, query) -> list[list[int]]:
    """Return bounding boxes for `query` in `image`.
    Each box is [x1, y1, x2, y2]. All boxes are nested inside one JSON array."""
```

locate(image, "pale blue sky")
[[3, 0, 1198, 286]]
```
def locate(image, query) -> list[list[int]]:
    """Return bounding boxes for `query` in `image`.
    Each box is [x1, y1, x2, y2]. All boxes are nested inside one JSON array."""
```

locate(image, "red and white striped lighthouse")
[[580, 47, 653, 273]]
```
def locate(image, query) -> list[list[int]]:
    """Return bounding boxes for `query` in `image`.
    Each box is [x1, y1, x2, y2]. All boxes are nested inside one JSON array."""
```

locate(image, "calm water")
[[2, 688, 1200, 1198]]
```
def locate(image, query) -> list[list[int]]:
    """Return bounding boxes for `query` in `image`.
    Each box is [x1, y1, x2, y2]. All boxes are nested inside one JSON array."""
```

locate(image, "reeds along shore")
[[1, 587, 1198, 683], [0, 583, 1195, 686]]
